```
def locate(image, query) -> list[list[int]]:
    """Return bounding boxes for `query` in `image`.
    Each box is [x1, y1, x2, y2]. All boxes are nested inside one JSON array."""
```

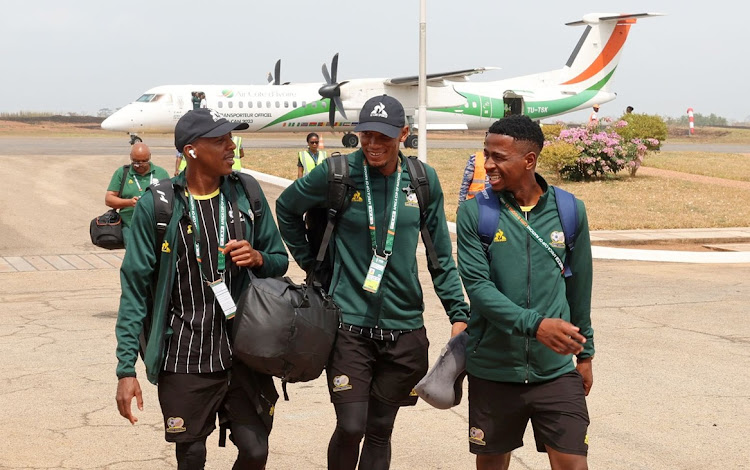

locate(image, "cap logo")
[[370, 102, 388, 119], [209, 109, 223, 122]]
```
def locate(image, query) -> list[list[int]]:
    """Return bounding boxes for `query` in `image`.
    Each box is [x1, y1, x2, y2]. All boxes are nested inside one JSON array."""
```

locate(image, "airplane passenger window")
[[322, 101, 327, 108], [248, 101, 253, 108], [472, 102, 477, 108], [218, 102, 224, 108], [312, 102, 317, 108], [239, 102, 243, 108], [266, 101, 271, 108], [257, 101, 262, 108], [284, 101, 289, 108], [228, 102, 233, 108], [293, 101, 297, 107], [136, 94, 155, 102], [301, 101, 306, 107], [275, 101, 280, 108]]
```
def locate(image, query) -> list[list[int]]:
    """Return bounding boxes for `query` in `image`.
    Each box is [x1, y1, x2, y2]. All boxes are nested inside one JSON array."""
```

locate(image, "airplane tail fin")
[[559, 13, 663, 88]]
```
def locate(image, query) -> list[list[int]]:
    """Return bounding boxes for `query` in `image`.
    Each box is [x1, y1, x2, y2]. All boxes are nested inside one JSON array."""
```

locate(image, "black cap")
[[174, 108, 249, 150], [354, 95, 406, 138]]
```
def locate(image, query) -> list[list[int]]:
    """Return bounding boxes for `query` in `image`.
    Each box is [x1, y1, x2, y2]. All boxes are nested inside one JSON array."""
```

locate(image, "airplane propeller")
[[318, 53, 348, 127], [267, 60, 281, 85]]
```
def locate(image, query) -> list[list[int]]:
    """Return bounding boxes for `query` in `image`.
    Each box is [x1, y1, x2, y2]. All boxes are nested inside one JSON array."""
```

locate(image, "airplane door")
[[479, 95, 493, 122], [503, 91, 524, 117]]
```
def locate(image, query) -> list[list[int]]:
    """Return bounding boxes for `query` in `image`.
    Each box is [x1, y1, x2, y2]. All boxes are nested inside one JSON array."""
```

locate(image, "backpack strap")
[[232, 171, 263, 221], [315, 154, 355, 267], [551, 186, 578, 278], [118, 165, 130, 196], [475, 189, 501, 261], [150, 179, 175, 254], [405, 156, 440, 271]]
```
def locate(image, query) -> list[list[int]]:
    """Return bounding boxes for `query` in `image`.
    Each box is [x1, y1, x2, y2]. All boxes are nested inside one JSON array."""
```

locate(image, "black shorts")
[[468, 371, 590, 456], [326, 326, 429, 407], [157, 364, 265, 443]]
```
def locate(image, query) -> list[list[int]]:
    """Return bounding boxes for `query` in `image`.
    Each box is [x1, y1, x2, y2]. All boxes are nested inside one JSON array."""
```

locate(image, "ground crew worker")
[[588, 104, 600, 127], [296, 132, 328, 178], [232, 135, 245, 171], [457, 152, 489, 209]]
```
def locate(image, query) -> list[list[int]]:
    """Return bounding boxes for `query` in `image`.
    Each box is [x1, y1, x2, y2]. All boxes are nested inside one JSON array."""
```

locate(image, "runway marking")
[[0, 252, 125, 272]]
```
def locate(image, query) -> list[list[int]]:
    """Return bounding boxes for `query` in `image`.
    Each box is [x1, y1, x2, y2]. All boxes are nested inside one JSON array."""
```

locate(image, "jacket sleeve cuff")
[[531, 317, 545, 338], [117, 371, 137, 379]]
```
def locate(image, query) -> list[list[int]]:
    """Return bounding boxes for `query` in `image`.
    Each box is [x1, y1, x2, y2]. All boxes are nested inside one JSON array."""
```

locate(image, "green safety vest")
[[298, 150, 328, 176]]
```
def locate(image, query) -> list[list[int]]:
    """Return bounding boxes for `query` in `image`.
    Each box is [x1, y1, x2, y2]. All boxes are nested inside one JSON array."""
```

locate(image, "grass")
[[667, 126, 750, 144], [243, 147, 750, 230], [643, 151, 750, 182]]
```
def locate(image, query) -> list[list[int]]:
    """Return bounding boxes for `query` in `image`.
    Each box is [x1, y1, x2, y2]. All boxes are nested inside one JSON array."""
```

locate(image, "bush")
[[616, 113, 667, 150], [541, 122, 565, 140], [546, 118, 657, 180], [539, 141, 579, 178]]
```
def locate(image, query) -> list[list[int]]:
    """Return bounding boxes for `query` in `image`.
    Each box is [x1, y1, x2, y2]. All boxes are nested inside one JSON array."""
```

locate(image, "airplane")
[[101, 12, 661, 148]]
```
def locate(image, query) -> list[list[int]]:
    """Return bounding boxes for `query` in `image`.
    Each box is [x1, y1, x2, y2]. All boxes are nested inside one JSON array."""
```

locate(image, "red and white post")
[[687, 107, 695, 136]]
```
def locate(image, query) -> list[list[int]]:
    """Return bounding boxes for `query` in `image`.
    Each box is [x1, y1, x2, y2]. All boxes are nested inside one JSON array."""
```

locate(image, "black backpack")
[[304, 153, 441, 290]]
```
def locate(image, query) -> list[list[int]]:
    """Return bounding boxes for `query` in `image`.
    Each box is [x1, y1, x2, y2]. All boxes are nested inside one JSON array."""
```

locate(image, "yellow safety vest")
[[467, 160, 487, 200], [232, 136, 243, 170], [298, 150, 328, 176]]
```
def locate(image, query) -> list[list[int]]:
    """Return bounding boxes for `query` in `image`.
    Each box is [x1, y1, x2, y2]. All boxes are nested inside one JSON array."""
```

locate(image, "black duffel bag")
[[90, 209, 124, 249], [232, 274, 340, 399]]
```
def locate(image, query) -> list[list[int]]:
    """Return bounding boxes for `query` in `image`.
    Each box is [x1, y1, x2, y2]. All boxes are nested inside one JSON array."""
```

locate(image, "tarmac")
[[1, 140, 749, 469]]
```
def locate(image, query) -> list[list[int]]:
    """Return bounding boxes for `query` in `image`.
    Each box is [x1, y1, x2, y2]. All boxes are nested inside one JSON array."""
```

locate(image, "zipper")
[[472, 319, 487, 354], [525, 210, 531, 384]]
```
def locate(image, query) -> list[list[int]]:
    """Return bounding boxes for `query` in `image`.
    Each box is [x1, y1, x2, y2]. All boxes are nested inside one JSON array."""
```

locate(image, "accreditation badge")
[[209, 279, 237, 319], [362, 253, 388, 293]]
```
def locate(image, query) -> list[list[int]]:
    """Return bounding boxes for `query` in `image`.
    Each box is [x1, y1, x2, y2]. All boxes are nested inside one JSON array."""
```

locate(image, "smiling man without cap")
[[276, 95, 469, 470]]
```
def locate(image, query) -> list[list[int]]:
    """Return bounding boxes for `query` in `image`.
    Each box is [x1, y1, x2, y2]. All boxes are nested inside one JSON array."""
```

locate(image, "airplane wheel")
[[405, 134, 418, 149], [129, 135, 142, 145], [342, 133, 359, 148]]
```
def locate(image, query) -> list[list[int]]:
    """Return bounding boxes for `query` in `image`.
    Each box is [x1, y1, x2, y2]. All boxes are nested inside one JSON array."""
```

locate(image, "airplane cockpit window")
[[136, 94, 156, 102], [151, 94, 172, 103]]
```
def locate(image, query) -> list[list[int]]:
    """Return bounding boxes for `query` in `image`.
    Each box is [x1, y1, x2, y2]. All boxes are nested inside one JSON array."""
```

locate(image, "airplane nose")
[[101, 114, 119, 131]]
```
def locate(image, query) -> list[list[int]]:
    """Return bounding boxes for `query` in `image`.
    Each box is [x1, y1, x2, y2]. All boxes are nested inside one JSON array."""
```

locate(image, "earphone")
[[188, 149, 197, 158]]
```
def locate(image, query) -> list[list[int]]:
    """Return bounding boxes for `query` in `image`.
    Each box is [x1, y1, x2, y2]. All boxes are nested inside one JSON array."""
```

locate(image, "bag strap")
[[150, 179, 175, 254], [314, 154, 355, 268], [476, 188, 501, 261], [118, 165, 130, 197], [551, 186, 578, 278], [232, 171, 263, 221], [405, 156, 440, 270]]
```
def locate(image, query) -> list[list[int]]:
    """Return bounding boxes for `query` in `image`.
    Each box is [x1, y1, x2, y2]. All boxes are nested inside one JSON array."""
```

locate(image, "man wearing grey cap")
[[276, 95, 469, 469], [115, 108, 289, 469]]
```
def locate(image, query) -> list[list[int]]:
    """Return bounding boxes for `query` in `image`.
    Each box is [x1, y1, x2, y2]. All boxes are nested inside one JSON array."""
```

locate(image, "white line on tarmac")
[[246, 170, 750, 264]]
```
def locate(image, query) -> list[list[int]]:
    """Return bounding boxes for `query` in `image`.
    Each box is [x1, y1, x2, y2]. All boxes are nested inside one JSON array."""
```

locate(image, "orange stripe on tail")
[[562, 20, 635, 85]]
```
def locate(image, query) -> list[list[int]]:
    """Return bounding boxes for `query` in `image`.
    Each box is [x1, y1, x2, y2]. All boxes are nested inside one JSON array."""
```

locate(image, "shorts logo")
[[550, 231, 565, 248], [332, 375, 353, 392], [166, 417, 186, 433], [161, 241, 171, 253], [494, 230, 507, 242], [469, 427, 486, 445], [269, 405, 275, 417], [409, 388, 418, 396], [584, 434, 589, 445], [351, 191, 363, 202]]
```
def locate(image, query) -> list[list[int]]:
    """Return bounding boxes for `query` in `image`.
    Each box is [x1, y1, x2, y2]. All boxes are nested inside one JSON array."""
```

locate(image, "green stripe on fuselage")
[[434, 68, 615, 119], [261, 99, 331, 129]]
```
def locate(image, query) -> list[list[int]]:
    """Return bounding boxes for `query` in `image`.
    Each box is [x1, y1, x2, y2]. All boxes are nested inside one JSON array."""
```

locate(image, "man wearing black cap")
[[114, 108, 289, 469], [276, 95, 469, 469]]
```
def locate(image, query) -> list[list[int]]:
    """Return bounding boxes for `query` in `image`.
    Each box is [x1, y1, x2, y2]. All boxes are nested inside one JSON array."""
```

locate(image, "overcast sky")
[[1, 0, 746, 123]]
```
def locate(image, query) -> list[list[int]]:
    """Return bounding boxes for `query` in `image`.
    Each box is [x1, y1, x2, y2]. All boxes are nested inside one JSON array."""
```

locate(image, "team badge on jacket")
[[550, 231, 565, 248]]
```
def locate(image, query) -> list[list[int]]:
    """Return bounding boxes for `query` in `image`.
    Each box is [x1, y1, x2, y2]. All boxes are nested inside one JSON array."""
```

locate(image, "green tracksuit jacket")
[[276, 150, 469, 330], [456, 174, 594, 383], [115, 172, 289, 384]]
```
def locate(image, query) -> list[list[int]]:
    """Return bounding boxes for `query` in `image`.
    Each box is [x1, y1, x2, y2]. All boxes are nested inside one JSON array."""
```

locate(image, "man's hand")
[[223, 239, 263, 268], [576, 358, 593, 396], [131, 196, 139, 207], [450, 321, 468, 338], [536, 318, 586, 355], [116, 377, 143, 425]]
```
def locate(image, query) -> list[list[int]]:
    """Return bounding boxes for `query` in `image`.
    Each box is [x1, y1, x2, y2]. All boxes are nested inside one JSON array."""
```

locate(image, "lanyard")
[[132, 172, 154, 193], [187, 191, 227, 282], [362, 159, 401, 257], [498, 195, 565, 275]]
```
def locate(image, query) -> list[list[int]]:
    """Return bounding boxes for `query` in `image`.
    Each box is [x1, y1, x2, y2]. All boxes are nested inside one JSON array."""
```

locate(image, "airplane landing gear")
[[129, 134, 143, 145], [404, 134, 418, 149], [342, 133, 359, 148]]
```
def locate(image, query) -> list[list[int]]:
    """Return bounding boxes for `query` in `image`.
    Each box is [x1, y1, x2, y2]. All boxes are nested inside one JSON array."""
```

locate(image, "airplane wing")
[[384, 67, 498, 86], [566, 12, 664, 26]]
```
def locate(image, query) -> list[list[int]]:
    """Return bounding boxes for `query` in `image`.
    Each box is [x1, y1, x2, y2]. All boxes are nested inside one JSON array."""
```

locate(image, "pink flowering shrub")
[[543, 119, 658, 180]]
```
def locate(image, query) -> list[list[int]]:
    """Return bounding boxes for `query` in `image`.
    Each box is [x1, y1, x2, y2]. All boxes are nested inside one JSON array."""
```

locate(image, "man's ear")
[[525, 151, 538, 170], [398, 126, 409, 142]]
